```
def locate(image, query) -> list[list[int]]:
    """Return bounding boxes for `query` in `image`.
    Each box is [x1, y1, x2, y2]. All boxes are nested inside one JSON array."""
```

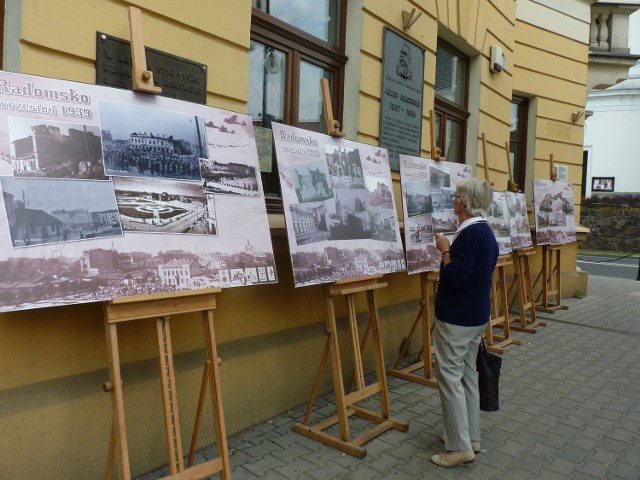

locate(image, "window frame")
[[250, 7, 348, 211], [510, 95, 529, 192], [433, 40, 470, 164]]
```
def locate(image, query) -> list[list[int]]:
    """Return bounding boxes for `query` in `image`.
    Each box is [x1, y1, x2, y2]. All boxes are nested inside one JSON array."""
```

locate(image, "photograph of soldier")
[[200, 158, 259, 197], [291, 160, 334, 203], [9, 117, 106, 180], [1, 176, 122, 248], [113, 176, 211, 235], [99, 100, 207, 181], [325, 144, 365, 189]]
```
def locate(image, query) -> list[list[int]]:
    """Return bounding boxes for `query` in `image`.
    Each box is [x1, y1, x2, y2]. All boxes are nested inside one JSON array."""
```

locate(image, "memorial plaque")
[[379, 28, 425, 170], [96, 32, 207, 104]]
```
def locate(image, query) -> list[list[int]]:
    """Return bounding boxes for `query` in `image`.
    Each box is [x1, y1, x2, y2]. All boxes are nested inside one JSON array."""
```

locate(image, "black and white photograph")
[[327, 188, 371, 241], [99, 100, 207, 181], [366, 176, 394, 209], [369, 205, 398, 242], [291, 160, 334, 203], [404, 180, 433, 217], [429, 163, 451, 189], [9, 117, 106, 180], [113, 176, 210, 235], [325, 145, 365, 189], [406, 214, 434, 245], [1, 177, 122, 248], [487, 192, 513, 255], [431, 210, 458, 235], [289, 201, 330, 245], [200, 159, 259, 197], [533, 178, 577, 245]]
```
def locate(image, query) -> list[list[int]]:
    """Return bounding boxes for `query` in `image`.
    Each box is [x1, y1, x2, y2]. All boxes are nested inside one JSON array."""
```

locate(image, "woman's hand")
[[435, 232, 450, 253]]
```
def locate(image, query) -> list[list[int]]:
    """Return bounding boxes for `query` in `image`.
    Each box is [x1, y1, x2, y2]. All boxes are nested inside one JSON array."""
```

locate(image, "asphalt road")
[[577, 252, 640, 280]]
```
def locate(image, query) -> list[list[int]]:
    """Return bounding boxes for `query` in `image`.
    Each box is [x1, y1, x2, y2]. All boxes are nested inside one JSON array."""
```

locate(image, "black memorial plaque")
[[379, 28, 425, 170], [96, 32, 207, 104]]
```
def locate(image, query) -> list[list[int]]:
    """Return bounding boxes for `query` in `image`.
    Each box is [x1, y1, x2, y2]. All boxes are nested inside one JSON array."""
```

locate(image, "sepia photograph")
[[200, 159, 260, 197], [431, 210, 458, 235], [406, 214, 434, 245], [326, 188, 372, 241], [366, 176, 394, 209], [99, 100, 207, 181], [369, 205, 398, 242], [113, 176, 211, 235], [404, 180, 433, 217], [291, 160, 334, 203], [1, 177, 122, 248], [9, 117, 106, 180], [289, 201, 330, 246], [325, 144, 365, 189]]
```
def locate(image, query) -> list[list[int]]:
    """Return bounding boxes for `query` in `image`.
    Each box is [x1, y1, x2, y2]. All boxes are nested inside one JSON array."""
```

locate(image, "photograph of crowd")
[[1, 176, 122, 248], [486, 191, 513, 255], [505, 191, 532, 250], [99, 100, 207, 181], [200, 159, 259, 197], [9, 117, 106, 180], [113, 176, 212, 235], [533, 179, 577, 245]]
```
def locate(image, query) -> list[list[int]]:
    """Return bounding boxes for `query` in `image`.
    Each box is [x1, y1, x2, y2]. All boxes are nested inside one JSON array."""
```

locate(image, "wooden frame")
[[293, 276, 408, 458], [103, 289, 230, 480], [387, 271, 439, 388], [484, 256, 522, 353], [535, 244, 569, 313]]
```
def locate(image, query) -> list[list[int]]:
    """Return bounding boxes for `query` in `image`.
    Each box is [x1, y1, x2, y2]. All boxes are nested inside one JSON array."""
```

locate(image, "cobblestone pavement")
[[139, 275, 640, 479]]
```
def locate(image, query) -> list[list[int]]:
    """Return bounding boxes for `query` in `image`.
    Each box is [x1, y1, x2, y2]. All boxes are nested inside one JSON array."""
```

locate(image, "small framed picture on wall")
[[592, 177, 614, 192]]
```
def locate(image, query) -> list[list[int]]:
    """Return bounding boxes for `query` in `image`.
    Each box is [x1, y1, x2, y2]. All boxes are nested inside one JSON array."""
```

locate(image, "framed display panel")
[[505, 191, 533, 250], [398, 154, 473, 274], [271, 122, 405, 287], [591, 176, 614, 192], [532, 178, 577, 246], [487, 191, 513, 256], [0, 70, 276, 313]]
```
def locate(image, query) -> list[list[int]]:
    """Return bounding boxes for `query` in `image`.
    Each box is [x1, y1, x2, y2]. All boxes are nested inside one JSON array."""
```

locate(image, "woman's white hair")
[[456, 177, 494, 217]]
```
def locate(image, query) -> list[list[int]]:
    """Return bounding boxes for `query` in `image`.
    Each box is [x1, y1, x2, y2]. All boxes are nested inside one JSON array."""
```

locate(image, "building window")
[[510, 96, 529, 192], [433, 41, 469, 163], [249, 2, 347, 209]]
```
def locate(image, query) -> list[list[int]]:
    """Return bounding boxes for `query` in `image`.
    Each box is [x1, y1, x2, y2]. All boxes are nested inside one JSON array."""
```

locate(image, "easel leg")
[[203, 310, 231, 480], [156, 317, 184, 475], [104, 321, 131, 480], [188, 359, 212, 467], [367, 290, 390, 419]]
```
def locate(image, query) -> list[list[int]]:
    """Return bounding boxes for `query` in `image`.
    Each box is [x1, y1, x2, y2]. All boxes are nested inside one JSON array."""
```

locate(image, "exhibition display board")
[[532, 178, 577, 245], [398, 154, 473, 274], [505, 191, 533, 250], [271, 122, 405, 286], [0, 70, 276, 313], [487, 191, 513, 256]]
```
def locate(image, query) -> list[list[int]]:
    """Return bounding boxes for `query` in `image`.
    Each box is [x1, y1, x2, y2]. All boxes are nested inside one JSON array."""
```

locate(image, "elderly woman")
[[431, 177, 499, 468]]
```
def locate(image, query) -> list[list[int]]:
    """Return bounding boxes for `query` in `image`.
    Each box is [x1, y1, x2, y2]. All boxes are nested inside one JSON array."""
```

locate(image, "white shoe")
[[430, 450, 475, 467]]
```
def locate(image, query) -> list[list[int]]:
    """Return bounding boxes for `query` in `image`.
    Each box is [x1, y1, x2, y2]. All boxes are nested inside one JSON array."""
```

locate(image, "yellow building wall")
[[0, 0, 589, 478]]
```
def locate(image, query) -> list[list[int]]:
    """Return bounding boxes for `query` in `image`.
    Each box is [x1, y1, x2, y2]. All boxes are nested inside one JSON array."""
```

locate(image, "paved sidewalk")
[[140, 275, 640, 479]]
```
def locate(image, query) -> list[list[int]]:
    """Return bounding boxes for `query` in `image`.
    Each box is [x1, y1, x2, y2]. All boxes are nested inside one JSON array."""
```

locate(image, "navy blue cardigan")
[[435, 221, 499, 327]]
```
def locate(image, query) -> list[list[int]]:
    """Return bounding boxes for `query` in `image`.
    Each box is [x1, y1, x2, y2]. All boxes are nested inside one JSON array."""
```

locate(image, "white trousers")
[[433, 319, 486, 452]]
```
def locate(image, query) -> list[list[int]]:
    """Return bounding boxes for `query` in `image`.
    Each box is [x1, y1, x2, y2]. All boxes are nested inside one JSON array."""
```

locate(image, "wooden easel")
[[502, 142, 545, 332], [484, 255, 522, 353], [534, 154, 568, 313], [429, 109, 444, 159], [292, 276, 409, 458], [509, 248, 546, 332], [387, 271, 439, 388], [103, 289, 230, 480]]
